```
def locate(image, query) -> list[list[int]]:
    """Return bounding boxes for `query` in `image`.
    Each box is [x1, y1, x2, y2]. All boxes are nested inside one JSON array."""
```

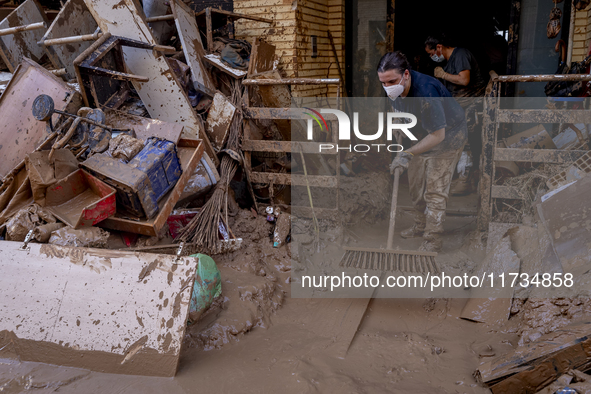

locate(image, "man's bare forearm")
[[444, 70, 470, 86]]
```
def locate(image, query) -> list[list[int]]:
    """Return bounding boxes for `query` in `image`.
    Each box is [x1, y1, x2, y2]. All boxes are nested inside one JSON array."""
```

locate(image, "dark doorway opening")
[[393, 0, 513, 78]]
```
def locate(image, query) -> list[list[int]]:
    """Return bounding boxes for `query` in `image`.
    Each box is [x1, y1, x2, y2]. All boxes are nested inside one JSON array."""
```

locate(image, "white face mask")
[[383, 76, 406, 101], [430, 52, 445, 63]]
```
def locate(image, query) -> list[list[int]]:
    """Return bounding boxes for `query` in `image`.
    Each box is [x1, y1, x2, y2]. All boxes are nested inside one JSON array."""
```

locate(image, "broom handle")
[[386, 167, 401, 250]]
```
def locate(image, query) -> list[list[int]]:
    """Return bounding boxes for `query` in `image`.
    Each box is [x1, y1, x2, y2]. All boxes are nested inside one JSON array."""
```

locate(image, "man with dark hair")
[[425, 35, 486, 195], [424, 35, 486, 97], [377, 51, 467, 252]]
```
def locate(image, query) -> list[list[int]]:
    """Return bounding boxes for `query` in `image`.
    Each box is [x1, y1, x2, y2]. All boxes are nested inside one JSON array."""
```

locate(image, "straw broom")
[[175, 78, 243, 253]]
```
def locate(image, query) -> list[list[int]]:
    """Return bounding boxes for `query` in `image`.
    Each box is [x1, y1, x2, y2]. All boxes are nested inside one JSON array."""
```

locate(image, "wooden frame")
[[82, 0, 219, 165], [478, 72, 591, 232], [195, 7, 273, 52], [74, 34, 153, 109], [0, 0, 58, 72], [170, 0, 215, 93], [241, 79, 341, 219], [39, 0, 98, 80]]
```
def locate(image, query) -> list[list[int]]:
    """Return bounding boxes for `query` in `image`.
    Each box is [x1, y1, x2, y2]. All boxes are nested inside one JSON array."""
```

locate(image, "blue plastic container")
[[129, 138, 182, 203], [81, 138, 182, 219]]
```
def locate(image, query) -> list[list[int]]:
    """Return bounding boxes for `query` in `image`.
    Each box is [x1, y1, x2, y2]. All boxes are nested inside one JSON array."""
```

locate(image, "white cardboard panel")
[[0, 241, 197, 377]]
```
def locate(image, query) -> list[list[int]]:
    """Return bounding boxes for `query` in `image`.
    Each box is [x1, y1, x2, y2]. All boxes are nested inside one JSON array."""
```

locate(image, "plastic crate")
[[547, 151, 591, 191], [45, 169, 116, 228]]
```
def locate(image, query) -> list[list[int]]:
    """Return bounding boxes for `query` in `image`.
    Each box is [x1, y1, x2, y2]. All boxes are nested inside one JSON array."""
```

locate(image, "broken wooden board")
[[538, 176, 591, 272], [98, 139, 204, 237], [204, 53, 247, 78], [0, 241, 197, 377], [461, 235, 520, 325], [82, 0, 201, 141], [170, 0, 215, 93], [205, 92, 236, 151], [40, 0, 98, 80], [0, 0, 58, 72], [105, 110, 184, 145], [0, 58, 76, 178], [476, 321, 591, 393], [247, 38, 276, 77], [251, 70, 292, 141]]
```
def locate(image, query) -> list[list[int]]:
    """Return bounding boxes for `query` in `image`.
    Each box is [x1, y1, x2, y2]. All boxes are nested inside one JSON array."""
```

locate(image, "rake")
[[338, 167, 440, 274]]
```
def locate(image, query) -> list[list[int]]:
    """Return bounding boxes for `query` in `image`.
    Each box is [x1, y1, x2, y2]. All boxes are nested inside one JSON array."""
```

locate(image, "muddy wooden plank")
[[40, 0, 98, 80], [82, 0, 202, 141], [291, 206, 339, 220], [242, 140, 337, 154], [476, 321, 591, 393], [460, 236, 519, 325], [205, 92, 235, 151], [243, 107, 339, 121], [170, 0, 215, 93], [249, 172, 337, 188], [0, 241, 197, 377], [98, 139, 204, 236], [477, 84, 499, 232], [496, 109, 591, 124], [491, 185, 523, 199], [495, 148, 588, 163], [247, 38, 275, 77], [493, 74, 591, 83], [0, 0, 57, 72], [195, 7, 273, 25], [0, 58, 76, 178], [242, 78, 341, 85]]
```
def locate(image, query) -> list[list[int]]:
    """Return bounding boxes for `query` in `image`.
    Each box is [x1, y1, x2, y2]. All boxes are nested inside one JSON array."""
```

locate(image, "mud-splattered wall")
[[234, 0, 345, 97], [572, 4, 591, 62]]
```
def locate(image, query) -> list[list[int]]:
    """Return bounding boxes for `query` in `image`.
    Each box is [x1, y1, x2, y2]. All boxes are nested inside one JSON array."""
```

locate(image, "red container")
[[45, 169, 116, 228], [166, 209, 199, 238]]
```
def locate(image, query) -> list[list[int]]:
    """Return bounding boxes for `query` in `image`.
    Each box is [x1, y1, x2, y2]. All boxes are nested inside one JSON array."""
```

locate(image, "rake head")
[[339, 247, 439, 274]]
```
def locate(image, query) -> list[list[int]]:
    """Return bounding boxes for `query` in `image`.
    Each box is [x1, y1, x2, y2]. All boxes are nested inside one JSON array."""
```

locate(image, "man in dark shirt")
[[425, 35, 487, 195], [377, 51, 467, 252], [424, 36, 486, 97]]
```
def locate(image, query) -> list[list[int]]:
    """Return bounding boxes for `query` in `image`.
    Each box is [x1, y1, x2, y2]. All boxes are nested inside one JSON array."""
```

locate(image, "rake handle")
[[386, 167, 401, 250]]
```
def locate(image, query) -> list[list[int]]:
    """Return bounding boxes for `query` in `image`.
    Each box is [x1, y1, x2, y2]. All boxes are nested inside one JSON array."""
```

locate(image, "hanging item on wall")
[[547, 2, 562, 39], [574, 0, 591, 10]]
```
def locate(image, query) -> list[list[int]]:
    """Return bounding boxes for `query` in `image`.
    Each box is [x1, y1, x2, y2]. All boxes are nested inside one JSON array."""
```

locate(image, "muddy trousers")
[[407, 146, 465, 242]]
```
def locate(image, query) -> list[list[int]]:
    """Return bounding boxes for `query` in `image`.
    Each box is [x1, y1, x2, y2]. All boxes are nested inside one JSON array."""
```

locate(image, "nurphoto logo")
[[303, 108, 419, 153]]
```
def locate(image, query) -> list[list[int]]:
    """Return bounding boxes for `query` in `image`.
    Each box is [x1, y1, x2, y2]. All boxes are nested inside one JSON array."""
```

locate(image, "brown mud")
[[2, 194, 591, 393]]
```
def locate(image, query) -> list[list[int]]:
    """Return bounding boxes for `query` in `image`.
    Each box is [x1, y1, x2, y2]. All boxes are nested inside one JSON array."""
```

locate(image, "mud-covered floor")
[[1, 190, 589, 393]]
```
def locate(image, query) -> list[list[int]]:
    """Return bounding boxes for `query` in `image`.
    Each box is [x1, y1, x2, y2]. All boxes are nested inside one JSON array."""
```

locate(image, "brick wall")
[[234, 0, 345, 97], [572, 3, 591, 62]]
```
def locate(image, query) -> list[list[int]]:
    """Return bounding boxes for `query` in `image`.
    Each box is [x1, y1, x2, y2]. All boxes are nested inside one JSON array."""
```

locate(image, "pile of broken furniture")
[[0, 0, 295, 378]]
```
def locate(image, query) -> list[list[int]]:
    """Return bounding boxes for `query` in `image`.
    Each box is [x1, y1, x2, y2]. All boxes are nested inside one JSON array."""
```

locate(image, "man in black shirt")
[[424, 36, 486, 97], [425, 35, 487, 194], [377, 51, 467, 252]]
